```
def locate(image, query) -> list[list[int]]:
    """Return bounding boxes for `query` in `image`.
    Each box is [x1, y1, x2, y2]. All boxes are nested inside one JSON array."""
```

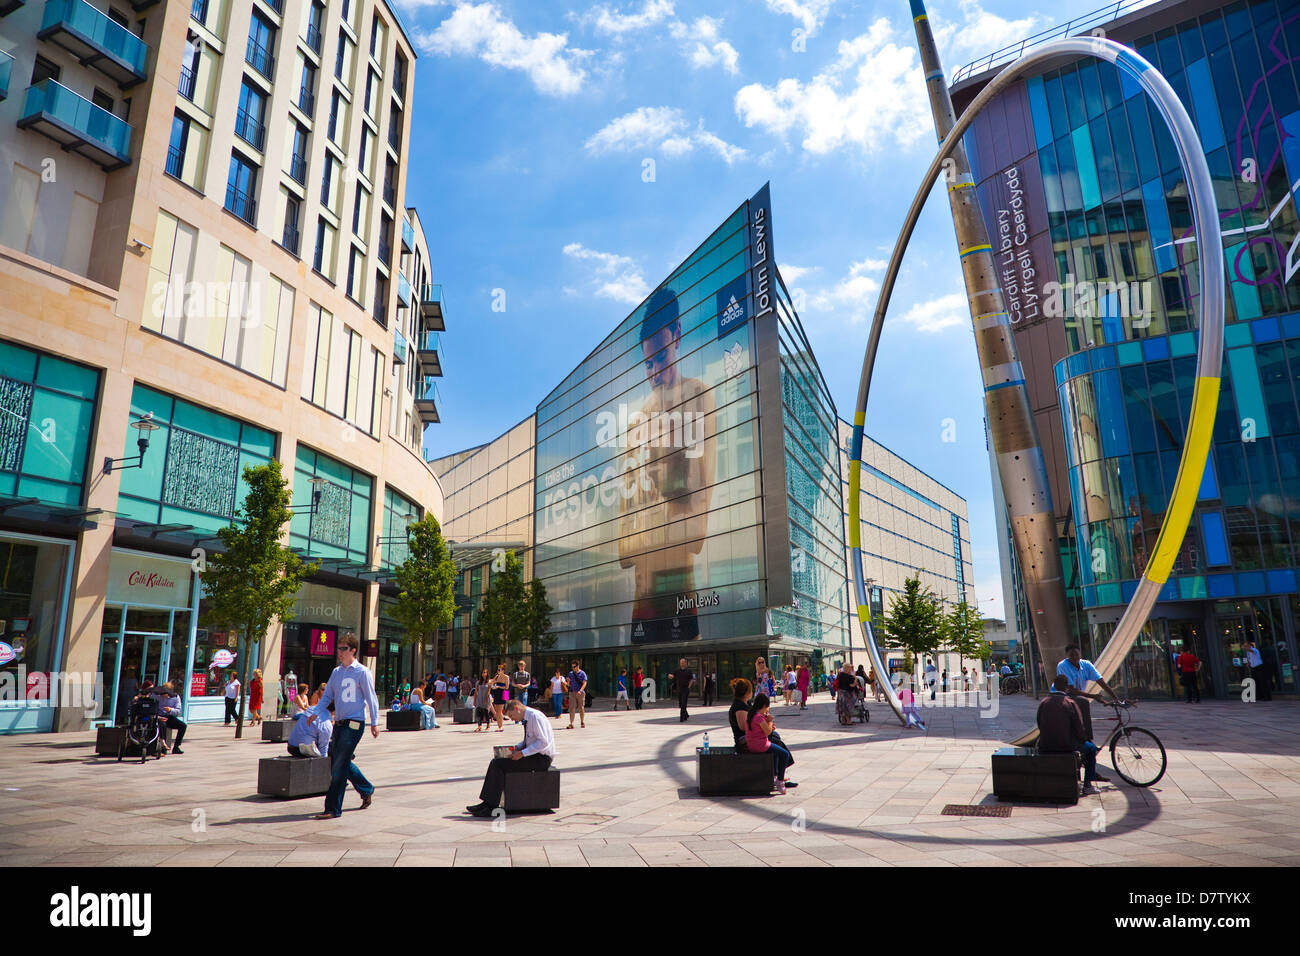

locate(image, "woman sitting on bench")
[[728, 678, 754, 749], [745, 694, 797, 794]]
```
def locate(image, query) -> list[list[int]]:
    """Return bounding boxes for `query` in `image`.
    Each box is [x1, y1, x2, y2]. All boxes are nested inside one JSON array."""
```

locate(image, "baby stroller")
[[120, 694, 164, 763], [853, 694, 870, 723]]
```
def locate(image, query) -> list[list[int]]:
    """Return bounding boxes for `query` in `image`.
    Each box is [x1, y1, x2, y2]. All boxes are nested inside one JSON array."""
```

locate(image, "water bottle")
[[702, 732, 710, 754]]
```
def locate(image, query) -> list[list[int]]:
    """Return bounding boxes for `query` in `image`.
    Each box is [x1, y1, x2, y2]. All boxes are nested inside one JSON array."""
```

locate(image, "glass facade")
[[962, 0, 1300, 696], [379, 485, 421, 567], [289, 446, 374, 564]]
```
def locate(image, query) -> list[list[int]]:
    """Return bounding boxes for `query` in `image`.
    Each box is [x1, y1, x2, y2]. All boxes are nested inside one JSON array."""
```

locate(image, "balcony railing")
[[234, 107, 265, 150], [282, 223, 300, 254], [18, 78, 132, 169], [178, 63, 196, 100], [39, 0, 150, 87], [377, 236, 391, 266], [297, 86, 313, 114], [400, 216, 414, 252], [190, 0, 206, 26], [418, 283, 445, 330], [305, 22, 321, 54], [262, 0, 282, 15], [165, 143, 183, 178], [396, 270, 411, 305], [224, 182, 257, 224], [393, 329, 408, 365], [288, 151, 307, 183], [416, 332, 442, 376], [0, 50, 12, 100], [415, 378, 440, 423], [245, 35, 274, 79], [382, 180, 395, 207], [327, 109, 338, 142]]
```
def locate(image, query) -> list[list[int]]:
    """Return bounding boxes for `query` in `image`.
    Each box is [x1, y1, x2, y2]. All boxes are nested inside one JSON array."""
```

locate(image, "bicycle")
[[1000, 675, 1024, 695], [1095, 699, 1166, 787]]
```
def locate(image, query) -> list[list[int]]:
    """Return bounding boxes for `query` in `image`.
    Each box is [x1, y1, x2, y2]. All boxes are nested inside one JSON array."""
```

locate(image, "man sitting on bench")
[[288, 704, 332, 758], [1037, 675, 1105, 794], [464, 699, 555, 817]]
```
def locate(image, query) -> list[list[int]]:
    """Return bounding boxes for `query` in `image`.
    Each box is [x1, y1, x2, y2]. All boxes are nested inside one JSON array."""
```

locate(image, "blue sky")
[[397, 0, 1102, 620]]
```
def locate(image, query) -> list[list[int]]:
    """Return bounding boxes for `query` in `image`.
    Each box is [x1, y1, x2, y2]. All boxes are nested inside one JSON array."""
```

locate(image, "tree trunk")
[[234, 639, 249, 740]]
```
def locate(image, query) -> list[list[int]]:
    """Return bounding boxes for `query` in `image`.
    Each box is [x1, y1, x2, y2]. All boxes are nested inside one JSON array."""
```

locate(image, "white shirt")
[[434, 679, 447, 693], [1246, 646, 1262, 668], [515, 706, 557, 758], [225, 679, 240, 698], [550, 676, 564, 694]]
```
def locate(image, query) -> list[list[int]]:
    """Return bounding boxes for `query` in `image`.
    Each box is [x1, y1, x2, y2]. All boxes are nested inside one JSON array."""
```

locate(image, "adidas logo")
[[721, 295, 744, 325]]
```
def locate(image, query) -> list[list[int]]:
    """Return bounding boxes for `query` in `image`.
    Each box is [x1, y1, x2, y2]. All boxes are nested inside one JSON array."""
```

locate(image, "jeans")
[[767, 741, 794, 780], [324, 721, 374, 817], [552, 694, 563, 718], [418, 703, 437, 729], [1081, 740, 1099, 782]]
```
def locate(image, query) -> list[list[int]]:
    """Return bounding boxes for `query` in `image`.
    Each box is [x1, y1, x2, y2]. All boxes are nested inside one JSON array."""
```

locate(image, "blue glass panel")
[[173, 398, 241, 444], [1251, 317, 1280, 342], [1183, 58, 1225, 153], [1267, 569, 1297, 593], [1091, 345, 1116, 369], [1117, 341, 1144, 365], [1169, 332, 1196, 356], [1083, 585, 1097, 607], [1284, 313, 1300, 339], [1280, 109, 1300, 188], [1068, 352, 1090, 379], [1072, 125, 1101, 210], [1141, 179, 1176, 272], [1198, 455, 1218, 499], [1026, 75, 1053, 150], [1207, 573, 1236, 597], [1156, 579, 1178, 602], [1227, 346, 1271, 438], [1096, 583, 1123, 605], [1178, 576, 1208, 599], [1142, 336, 1170, 361], [1226, 242, 1263, 320], [1224, 323, 1252, 347], [1236, 571, 1266, 595], [1120, 579, 1137, 602], [0, 342, 38, 382], [1201, 511, 1230, 564], [1054, 359, 1067, 388], [1094, 369, 1130, 457], [1119, 63, 1143, 100]]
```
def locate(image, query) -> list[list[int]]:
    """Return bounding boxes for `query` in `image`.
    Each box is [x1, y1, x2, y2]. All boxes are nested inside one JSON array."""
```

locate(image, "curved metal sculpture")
[[849, 26, 1225, 728]]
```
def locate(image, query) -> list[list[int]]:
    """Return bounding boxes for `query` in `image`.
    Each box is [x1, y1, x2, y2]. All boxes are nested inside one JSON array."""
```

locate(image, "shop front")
[[96, 549, 198, 724], [0, 531, 77, 733], [280, 581, 365, 701]]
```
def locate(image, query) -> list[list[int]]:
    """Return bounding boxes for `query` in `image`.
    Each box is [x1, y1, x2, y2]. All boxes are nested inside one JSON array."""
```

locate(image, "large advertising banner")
[[535, 191, 773, 647]]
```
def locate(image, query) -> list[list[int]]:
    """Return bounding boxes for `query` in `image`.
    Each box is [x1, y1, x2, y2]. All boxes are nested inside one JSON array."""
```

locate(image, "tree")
[[523, 577, 555, 657], [391, 514, 457, 676], [201, 460, 319, 739], [473, 550, 528, 672], [943, 599, 988, 675], [880, 575, 942, 685]]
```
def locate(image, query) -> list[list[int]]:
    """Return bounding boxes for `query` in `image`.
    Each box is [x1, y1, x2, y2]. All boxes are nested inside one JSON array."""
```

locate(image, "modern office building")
[[0, 0, 446, 732], [839, 422, 975, 679], [952, 0, 1300, 697], [431, 185, 973, 696]]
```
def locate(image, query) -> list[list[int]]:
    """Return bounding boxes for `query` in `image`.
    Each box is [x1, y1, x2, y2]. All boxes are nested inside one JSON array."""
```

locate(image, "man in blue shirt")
[[1056, 642, 1120, 767], [288, 704, 332, 757], [305, 632, 380, 819], [565, 661, 587, 729]]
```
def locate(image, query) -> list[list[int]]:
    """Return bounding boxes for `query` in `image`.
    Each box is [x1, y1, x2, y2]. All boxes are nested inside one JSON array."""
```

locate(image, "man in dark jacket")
[[1037, 675, 1107, 794]]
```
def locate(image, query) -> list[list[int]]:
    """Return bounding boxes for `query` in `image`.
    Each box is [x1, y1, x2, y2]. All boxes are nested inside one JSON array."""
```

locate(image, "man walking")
[[1056, 643, 1122, 742], [614, 668, 630, 710], [304, 632, 379, 820], [671, 658, 695, 722], [1037, 675, 1105, 794], [512, 660, 532, 712], [565, 660, 587, 729], [1175, 646, 1203, 703], [465, 699, 556, 817], [632, 666, 644, 710], [1245, 640, 1271, 700], [924, 659, 938, 701]]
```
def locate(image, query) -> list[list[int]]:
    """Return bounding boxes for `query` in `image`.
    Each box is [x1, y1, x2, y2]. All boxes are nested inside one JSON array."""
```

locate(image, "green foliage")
[[473, 550, 528, 665], [943, 599, 989, 666], [392, 514, 458, 668], [880, 575, 942, 675], [524, 577, 555, 654], [201, 460, 318, 738]]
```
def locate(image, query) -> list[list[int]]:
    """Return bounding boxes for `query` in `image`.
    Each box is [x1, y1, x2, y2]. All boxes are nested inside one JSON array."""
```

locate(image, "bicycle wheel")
[[1109, 726, 1166, 787]]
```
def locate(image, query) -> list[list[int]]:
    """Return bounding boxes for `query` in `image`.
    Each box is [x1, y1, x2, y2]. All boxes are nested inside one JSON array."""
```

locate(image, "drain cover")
[[560, 813, 615, 825], [941, 804, 1011, 817]]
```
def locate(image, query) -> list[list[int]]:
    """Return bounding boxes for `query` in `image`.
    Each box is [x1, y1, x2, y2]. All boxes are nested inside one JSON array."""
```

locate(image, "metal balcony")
[[418, 283, 444, 331], [234, 106, 265, 150], [224, 183, 256, 224], [377, 236, 391, 266], [305, 22, 321, 54], [393, 329, 408, 365], [415, 378, 440, 424], [400, 216, 413, 252], [396, 270, 411, 307], [178, 63, 196, 100], [297, 86, 314, 114], [288, 151, 307, 184], [190, 0, 206, 25], [245, 36, 274, 79], [38, 0, 150, 89], [416, 332, 441, 376], [0, 51, 12, 99], [18, 78, 132, 170], [165, 143, 183, 178]]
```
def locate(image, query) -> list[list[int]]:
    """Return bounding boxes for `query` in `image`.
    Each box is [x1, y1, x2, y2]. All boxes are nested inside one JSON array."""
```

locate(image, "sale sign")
[[190, 672, 207, 696]]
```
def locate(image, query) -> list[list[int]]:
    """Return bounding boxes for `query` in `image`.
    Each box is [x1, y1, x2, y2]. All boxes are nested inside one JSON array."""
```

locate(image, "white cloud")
[[778, 264, 816, 284], [585, 108, 747, 165], [587, 0, 675, 34], [417, 3, 589, 96], [934, 0, 1043, 64], [669, 17, 739, 75], [850, 256, 887, 275], [810, 257, 884, 322], [734, 18, 930, 155], [564, 242, 651, 304], [764, 0, 834, 37], [897, 291, 968, 333]]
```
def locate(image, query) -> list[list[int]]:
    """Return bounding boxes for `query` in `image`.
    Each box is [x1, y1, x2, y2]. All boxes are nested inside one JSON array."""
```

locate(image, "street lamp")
[[103, 413, 160, 474], [291, 475, 328, 515]]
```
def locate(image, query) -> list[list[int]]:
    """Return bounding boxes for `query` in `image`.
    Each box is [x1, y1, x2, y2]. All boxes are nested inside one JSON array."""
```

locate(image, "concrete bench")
[[258, 755, 331, 798], [991, 747, 1080, 804], [95, 726, 127, 756], [697, 746, 773, 796], [453, 707, 475, 724], [261, 718, 295, 742], [502, 767, 561, 813], [385, 709, 423, 731]]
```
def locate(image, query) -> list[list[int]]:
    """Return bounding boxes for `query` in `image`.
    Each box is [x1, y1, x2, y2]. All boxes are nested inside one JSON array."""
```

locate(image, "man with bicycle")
[[1056, 644, 1122, 777], [1038, 675, 1104, 794]]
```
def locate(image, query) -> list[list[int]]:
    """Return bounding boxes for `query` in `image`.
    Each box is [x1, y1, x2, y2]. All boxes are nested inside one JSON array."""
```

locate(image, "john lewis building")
[[952, 0, 1300, 697]]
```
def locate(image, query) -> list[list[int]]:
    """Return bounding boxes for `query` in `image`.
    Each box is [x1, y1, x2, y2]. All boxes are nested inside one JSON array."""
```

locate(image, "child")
[[744, 694, 796, 794], [899, 685, 926, 730]]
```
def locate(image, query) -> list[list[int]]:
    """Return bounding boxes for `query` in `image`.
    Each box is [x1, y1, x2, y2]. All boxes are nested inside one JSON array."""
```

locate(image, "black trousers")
[[1180, 672, 1201, 702], [1251, 664, 1272, 701], [479, 753, 552, 807], [678, 689, 690, 720], [634, 686, 642, 709], [224, 698, 238, 724], [163, 715, 187, 748], [703, 685, 714, 706]]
